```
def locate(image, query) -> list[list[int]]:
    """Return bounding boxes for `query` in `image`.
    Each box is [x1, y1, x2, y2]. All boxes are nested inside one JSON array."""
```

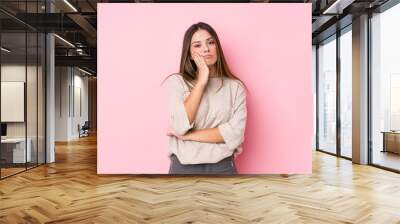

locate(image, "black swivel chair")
[[79, 121, 90, 138]]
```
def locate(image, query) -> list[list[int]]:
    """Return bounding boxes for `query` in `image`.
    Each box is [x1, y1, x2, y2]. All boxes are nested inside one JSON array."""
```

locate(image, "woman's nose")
[[202, 45, 210, 52]]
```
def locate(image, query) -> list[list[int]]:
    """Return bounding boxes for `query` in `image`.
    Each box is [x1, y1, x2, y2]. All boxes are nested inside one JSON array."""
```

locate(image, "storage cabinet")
[[382, 132, 400, 154]]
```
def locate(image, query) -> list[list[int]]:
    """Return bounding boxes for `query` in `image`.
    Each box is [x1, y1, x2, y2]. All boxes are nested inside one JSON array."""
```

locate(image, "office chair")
[[79, 121, 90, 138]]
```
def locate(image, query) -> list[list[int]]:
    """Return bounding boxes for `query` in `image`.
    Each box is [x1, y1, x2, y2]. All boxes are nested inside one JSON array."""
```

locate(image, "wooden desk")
[[381, 131, 400, 154]]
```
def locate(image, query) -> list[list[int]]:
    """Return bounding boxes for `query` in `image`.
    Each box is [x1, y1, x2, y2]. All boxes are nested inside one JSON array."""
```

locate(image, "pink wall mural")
[[97, 3, 313, 174]]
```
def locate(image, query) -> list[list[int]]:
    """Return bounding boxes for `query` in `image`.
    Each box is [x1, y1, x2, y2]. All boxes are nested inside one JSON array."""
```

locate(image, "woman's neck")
[[208, 65, 217, 77]]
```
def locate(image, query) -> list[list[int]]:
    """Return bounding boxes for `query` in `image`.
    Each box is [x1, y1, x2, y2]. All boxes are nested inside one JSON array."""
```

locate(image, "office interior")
[[0, 0, 97, 179], [312, 0, 400, 172], [0, 0, 400, 223]]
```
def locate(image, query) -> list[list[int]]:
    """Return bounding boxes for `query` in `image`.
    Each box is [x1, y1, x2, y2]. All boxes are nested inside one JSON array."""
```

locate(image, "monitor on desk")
[[1, 123, 7, 138]]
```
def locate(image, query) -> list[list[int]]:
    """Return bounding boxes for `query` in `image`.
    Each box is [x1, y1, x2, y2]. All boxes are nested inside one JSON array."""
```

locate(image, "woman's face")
[[190, 29, 218, 66]]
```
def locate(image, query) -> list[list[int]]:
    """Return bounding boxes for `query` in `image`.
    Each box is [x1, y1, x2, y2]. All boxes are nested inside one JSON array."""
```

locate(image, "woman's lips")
[[204, 55, 213, 58]]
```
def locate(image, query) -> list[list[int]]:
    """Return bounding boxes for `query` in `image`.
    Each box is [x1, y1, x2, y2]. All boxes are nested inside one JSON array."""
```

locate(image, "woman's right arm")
[[183, 81, 207, 125], [185, 52, 210, 124], [165, 75, 207, 136], [166, 53, 209, 136]]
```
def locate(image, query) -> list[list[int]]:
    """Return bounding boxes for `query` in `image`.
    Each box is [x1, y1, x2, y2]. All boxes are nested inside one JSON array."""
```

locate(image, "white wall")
[[72, 72, 89, 138], [55, 66, 70, 141], [55, 67, 89, 141]]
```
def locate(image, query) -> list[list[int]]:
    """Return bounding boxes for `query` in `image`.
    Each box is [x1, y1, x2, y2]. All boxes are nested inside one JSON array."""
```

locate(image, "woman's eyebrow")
[[191, 37, 214, 44]]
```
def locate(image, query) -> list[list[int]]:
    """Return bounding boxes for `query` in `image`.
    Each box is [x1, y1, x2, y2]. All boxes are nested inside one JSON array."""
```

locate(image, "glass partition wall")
[[316, 0, 400, 173], [316, 26, 353, 159], [370, 2, 400, 172], [0, 1, 46, 179], [339, 26, 352, 159], [317, 35, 337, 155]]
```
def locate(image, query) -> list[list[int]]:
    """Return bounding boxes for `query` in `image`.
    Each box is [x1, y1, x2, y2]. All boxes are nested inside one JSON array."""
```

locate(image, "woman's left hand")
[[167, 127, 190, 140]]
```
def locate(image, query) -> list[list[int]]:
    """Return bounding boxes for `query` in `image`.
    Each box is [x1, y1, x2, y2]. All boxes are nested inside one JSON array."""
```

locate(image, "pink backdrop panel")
[[97, 3, 313, 174]]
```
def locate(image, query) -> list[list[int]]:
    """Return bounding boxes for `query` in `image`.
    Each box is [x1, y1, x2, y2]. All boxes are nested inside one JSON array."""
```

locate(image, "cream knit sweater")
[[164, 74, 247, 164]]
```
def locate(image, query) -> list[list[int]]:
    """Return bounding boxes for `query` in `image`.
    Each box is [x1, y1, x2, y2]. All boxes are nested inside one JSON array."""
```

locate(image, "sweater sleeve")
[[164, 74, 194, 136], [217, 81, 247, 152]]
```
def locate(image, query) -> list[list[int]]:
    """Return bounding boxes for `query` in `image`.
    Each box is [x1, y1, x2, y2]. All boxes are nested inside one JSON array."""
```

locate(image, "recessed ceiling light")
[[322, 0, 354, 15], [78, 67, 93, 76], [1, 47, 11, 53], [54, 34, 75, 48], [63, 0, 78, 12]]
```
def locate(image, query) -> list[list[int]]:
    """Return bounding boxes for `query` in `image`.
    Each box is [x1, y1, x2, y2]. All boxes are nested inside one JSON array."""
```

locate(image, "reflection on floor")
[[0, 163, 40, 178], [373, 150, 400, 171], [340, 148, 352, 158], [0, 167, 25, 177]]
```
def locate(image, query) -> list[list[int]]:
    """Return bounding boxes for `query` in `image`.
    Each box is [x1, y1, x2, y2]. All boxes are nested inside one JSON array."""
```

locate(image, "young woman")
[[163, 22, 247, 175]]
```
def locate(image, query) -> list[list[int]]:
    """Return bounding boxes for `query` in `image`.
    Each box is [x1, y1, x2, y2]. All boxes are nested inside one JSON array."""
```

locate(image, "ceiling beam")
[[67, 13, 97, 46]]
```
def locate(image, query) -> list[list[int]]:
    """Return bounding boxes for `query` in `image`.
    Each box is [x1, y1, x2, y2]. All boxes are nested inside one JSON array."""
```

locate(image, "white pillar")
[[352, 14, 369, 164], [46, 1, 55, 163]]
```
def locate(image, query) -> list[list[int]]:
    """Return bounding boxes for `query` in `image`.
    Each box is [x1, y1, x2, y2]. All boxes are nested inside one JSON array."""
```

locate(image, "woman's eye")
[[194, 45, 200, 48], [209, 41, 215, 45]]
